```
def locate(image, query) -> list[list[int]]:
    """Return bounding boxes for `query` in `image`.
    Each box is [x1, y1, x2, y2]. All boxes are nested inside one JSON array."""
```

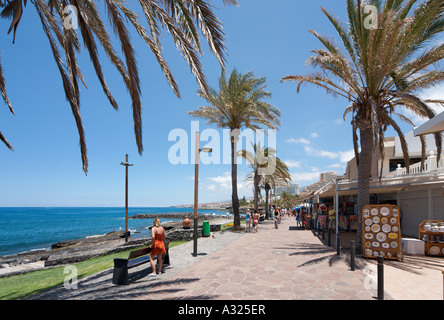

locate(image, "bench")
[[112, 241, 170, 285]]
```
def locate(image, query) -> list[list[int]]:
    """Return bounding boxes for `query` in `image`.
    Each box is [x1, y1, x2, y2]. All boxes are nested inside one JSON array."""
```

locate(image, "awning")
[[318, 182, 410, 198], [413, 111, 444, 136]]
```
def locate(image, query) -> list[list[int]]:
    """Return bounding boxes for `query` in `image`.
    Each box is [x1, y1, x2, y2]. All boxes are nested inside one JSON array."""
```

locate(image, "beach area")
[[0, 211, 235, 277]]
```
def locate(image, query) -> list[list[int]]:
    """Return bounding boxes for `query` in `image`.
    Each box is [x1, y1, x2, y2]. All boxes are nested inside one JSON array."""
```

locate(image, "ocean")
[[0, 207, 230, 257]]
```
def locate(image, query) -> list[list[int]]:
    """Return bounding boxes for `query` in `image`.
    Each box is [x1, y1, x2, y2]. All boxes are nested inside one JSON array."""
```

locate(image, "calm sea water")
[[0, 207, 229, 257]]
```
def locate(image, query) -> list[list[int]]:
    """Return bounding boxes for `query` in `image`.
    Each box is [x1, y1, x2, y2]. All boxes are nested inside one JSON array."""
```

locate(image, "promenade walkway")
[[136, 217, 375, 300], [26, 216, 444, 300]]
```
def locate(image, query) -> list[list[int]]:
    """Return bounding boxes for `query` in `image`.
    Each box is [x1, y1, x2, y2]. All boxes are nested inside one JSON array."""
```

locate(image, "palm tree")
[[282, 0, 444, 247], [263, 159, 292, 218], [188, 69, 281, 230], [278, 190, 296, 210], [240, 142, 291, 218], [0, 0, 238, 174]]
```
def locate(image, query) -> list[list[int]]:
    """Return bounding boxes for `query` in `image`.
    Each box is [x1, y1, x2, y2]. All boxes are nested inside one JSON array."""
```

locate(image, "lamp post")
[[120, 154, 133, 243], [335, 177, 341, 255], [192, 131, 212, 257]]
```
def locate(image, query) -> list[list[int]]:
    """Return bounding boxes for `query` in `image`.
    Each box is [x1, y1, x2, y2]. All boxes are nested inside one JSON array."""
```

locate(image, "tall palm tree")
[[240, 142, 291, 218], [0, 0, 238, 174], [282, 0, 444, 247], [262, 159, 292, 218], [188, 69, 281, 230]]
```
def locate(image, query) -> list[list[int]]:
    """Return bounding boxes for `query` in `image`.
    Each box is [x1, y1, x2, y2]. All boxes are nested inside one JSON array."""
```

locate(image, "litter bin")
[[112, 258, 129, 285], [202, 221, 210, 237]]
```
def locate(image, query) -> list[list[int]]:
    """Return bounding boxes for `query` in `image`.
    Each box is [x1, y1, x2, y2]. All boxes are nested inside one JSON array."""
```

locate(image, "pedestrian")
[[304, 209, 310, 230], [149, 218, 166, 277], [297, 209, 302, 227], [253, 209, 260, 233], [182, 216, 192, 229], [245, 209, 251, 232], [301, 208, 307, 230]]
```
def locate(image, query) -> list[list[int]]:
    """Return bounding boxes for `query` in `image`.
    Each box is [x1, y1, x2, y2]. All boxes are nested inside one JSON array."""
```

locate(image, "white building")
[[276, 183, 299, 195], [317, 130, 444, 237]]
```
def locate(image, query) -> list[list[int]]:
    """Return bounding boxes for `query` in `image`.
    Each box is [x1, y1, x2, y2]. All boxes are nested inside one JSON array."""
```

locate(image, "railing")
[[385, 151, 444, 178]]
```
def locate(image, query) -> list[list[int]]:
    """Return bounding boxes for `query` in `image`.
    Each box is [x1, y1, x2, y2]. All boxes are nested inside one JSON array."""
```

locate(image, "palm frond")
[[0, 54, 14, 115], [0, 130, 13, 151], [0, 0, 236, 172], [105, 0, 143, 154], [34, 0, 88, 174]]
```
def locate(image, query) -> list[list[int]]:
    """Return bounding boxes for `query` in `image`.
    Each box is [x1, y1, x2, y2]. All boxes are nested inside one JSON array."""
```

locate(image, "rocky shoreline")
[[0, 215, 234, 277], [129, 212, 235, 220]]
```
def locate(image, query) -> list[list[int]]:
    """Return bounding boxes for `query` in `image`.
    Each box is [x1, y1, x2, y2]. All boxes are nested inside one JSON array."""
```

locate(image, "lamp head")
[[199, 147, 213, 153]]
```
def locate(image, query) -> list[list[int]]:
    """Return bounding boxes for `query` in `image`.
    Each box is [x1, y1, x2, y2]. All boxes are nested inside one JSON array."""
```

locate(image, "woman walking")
[[245, 209, 251, 232], [253, 210, 260, 233], [149, 218, 166, 277], [297, 209, 302, 228]]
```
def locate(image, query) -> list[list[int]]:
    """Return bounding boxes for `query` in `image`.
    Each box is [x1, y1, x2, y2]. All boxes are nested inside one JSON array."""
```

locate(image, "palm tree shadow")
[[276, 242, 367, 270]]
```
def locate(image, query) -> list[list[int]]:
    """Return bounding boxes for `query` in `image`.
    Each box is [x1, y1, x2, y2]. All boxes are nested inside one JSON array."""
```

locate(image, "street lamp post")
[[335, 177, 341, 255], [120, 154, 133, 243], [192, 131, 212, 257]]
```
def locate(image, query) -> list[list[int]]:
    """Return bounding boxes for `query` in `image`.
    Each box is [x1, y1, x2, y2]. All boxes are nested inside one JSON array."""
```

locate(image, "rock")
[[51, 240, 81, 250]]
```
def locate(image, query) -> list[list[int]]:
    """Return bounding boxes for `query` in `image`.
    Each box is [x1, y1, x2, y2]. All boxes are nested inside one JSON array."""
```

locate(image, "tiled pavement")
[[26, 216, 444, 300], [136, 218, 375, 300]]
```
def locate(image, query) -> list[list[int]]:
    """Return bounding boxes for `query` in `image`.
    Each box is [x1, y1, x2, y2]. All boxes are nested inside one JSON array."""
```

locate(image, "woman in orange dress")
[[149, 218, 166, 277]]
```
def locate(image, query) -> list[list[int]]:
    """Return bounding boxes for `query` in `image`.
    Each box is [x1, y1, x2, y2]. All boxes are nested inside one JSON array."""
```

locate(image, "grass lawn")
[[0, 240, 188, 300]]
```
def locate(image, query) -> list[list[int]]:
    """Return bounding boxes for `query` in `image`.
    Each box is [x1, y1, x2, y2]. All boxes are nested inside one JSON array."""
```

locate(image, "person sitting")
[[182, 216, 192, 229]]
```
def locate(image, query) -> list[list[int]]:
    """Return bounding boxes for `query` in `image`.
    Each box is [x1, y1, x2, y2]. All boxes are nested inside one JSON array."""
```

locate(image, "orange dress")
[[151, 232, 166, 255]]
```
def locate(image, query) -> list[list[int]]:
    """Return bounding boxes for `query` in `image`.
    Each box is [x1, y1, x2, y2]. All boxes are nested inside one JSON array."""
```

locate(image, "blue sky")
[[0, 0, 441, 207]]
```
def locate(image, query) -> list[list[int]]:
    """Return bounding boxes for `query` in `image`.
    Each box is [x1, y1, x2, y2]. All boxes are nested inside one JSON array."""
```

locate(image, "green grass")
[[0, 240, 188, 300]]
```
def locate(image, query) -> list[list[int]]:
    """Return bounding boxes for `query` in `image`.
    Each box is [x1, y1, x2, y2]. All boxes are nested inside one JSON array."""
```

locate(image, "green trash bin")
[[202, 221, 210, 237]]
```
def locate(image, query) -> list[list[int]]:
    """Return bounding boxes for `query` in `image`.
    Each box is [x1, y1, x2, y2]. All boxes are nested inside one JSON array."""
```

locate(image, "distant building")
[[320, 172, 337, 183], [276, 183, 299, 195], [303, 172, 341, 192]]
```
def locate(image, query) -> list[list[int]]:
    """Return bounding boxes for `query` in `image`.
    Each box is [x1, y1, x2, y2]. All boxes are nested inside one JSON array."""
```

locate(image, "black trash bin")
[[112, 258, 129, 285]]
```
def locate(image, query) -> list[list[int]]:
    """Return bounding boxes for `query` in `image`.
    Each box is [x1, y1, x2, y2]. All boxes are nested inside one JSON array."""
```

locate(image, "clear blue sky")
[[0, 0, 439, 207]]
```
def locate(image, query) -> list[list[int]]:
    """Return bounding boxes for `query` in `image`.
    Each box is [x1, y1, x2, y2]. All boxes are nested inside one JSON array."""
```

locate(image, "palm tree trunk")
[[356, 123, 373, 249], [254, 170, 259, 211], [265, 186, 270, 219], [231, 135, 240, 230]]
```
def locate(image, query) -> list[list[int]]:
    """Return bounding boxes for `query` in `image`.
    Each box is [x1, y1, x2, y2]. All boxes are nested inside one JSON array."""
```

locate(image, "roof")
[[307, 174, 444, 199], [413, 112, 444, 136]]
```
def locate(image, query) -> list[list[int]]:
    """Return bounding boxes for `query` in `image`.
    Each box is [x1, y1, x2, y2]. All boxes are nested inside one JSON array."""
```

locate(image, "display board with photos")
[[362, 204, 403, 260]]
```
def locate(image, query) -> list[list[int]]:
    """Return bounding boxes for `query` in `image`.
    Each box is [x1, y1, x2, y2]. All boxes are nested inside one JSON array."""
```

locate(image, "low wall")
[[166, 228, 203, 242]]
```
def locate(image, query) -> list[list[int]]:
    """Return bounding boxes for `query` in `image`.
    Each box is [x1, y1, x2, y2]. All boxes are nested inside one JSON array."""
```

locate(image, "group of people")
[[244, 209, 260, 233], [295, 208, 311, 230]]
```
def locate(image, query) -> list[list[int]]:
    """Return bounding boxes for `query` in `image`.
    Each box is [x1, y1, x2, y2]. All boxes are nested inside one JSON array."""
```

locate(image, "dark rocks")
[[130, 212, 231, 221]]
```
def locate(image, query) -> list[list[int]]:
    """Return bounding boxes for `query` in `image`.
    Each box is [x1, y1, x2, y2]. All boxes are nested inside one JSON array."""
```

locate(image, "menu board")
[[362, 204, 403, 260]]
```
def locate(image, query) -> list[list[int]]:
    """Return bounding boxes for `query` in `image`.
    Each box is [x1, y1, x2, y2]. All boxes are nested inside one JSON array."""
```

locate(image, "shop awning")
[[413, 111, 444, 136], [318, 182, 410, 198]]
